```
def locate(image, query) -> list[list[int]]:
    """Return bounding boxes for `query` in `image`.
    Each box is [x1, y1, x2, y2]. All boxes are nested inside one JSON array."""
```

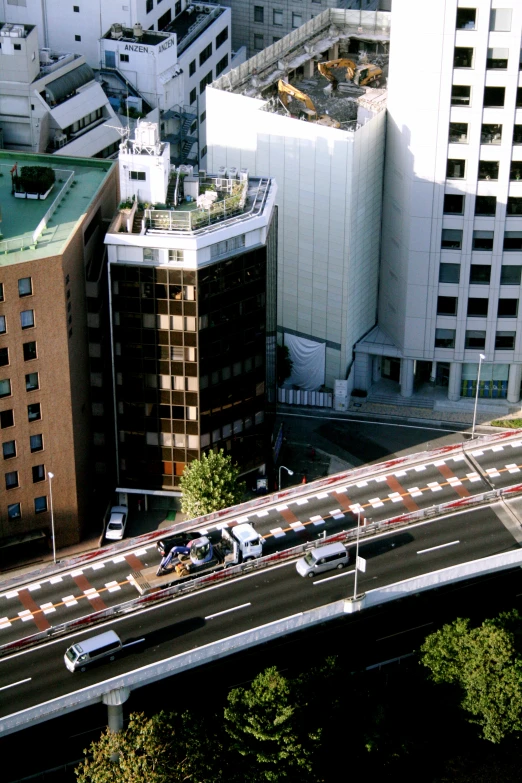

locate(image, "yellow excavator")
[[317, 58, 383, 90], [277, 79, 340, 128]]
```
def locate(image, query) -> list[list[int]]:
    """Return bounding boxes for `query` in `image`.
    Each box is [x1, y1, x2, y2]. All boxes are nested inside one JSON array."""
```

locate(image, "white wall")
[[206, 86, 385, 387]]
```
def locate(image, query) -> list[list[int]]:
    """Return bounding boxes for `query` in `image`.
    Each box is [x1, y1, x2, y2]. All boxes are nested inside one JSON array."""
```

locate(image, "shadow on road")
[[357, 532, 414, 560], [123, 617, 207, 655]]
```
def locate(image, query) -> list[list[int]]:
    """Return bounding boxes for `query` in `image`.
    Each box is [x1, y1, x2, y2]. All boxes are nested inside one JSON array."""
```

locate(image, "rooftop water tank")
[[133, 22, 144, 40]]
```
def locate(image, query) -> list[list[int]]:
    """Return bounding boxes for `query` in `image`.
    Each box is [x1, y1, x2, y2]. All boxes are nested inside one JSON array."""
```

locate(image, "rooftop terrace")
[[111, 170, 272, 237], [0, 151, 114, 266], [165, 3, 225, 56]]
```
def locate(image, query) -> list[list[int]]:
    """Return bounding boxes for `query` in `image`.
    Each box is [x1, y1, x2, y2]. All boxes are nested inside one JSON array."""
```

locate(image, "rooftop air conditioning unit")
[[111, 23, 123, 39], [217, 166, 226, 177], [10, 25, 25, 37], [227, 167, 237, 179], [239, 169, 248, 181], [195, 5, 205, 13], [0, 24, 13, 37], [40, 48, 51, 63]]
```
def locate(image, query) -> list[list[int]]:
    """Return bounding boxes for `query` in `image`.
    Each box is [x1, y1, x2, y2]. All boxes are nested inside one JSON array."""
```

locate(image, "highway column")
[[102, 686, 131, 733]]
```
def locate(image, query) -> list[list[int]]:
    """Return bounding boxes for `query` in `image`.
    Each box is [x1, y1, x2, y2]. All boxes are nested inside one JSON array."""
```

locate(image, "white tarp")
[[284, 334, 325, 391]]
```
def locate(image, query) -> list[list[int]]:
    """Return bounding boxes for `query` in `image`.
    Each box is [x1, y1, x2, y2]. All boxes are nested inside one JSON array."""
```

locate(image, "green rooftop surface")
[[0, 151, 114, 266]]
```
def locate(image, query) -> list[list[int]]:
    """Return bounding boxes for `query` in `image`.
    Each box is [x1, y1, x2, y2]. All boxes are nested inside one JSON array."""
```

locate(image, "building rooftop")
[[165, 3, 225, 56], [0, 22, 35, 36], [102, 25, 171, 47], [0, 151, 114, 266], [110, 170, 273, 238]]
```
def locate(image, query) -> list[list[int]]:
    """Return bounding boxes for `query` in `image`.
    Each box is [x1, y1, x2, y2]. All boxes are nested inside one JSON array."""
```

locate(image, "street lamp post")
[[353, 510, 361, 601], [48, 471, 56, 564], [278, 465, 293, 491], [471, 353, 486, 439]]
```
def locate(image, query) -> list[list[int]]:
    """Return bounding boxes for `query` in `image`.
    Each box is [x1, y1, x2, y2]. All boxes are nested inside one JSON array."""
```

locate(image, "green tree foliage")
[[76, 710, 223, 783], [224, 665, 321, 781], [180, 449, 246, 519], [277, 344, 293, 386], [420, 611, 522, 743]]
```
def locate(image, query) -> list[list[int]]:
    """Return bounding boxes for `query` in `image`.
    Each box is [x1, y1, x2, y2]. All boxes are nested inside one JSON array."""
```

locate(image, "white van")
[[64, 630, 122, 672], [296, 542, 350, 578]]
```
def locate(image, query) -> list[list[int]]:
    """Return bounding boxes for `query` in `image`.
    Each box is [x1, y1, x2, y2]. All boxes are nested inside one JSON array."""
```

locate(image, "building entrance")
[[436, 362, 450, 387], [381, 357, 401, 382]]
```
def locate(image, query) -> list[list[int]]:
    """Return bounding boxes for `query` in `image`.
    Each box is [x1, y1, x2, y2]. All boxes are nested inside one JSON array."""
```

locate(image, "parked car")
[[157, 530, 202, 556], [105, 505, 128, 541]]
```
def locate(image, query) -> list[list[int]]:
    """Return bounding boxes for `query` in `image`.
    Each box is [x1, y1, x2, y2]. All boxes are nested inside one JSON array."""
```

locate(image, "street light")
[[278, 465, 293, 491], [48, 471, 56, 564], [471, 353, 486, 439]]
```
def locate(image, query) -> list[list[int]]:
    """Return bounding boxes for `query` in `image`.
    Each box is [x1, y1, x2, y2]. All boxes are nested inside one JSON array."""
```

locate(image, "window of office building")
[[216, 26, 228, 48], [0, 379, 11, 398], [254, 33, 264, 50], [2, 441, 15, 459], [189, 59, 196, 76], [456, 8, 476, 29], [32, 464, 45, 482], [25, 372, 39, 391], [472, 231, 494, 251], [0, 316, 5, 335], [490, 8, 512, 31], [441, 229, 463, 249], [8, 503, 21, 519], [451, 85, 471, 106], [146, 0, 153, 12], [292, 12, 302, 28], [475, 196, 497, 216], [5, 470, 18, 489], [200, 71, 213, 94], [500, 265, 521, 285], [454, 47, 473, 68], [34, 496, 47, 513], [0, 347, 8, 367], [514, 126, 522, 145], [18, 277, 32, 297], [447, 159, 465, 179], [449, 122, 468, 143], [435, 328, 456, 348], [273, 9, 283, 25], [443, 194, 464, 214], [20, 310, 34, 329], [481, 124, 502, 144], [254, 6, 264, 23], [507, 197, 522, 216], [478, 160, 499, 180], [439, 263, 460, 283], [199, 43, 212, 67], [189, 87, 196, 105], [0, 410, 14, 428], [0, 283, 3, 302], [23, 341, 37, 361], [504, 232, 522, 251], [510, 163, 522, 181], [30, 433, 43, 452], [437, 296, 458, 315], [158, 9, 171, 28], [465, 330, 486, 349], [470, 265, 491, 284], [216, 54, 228, 77], [487, 48, 508, 69], [484, 87, 505, 107], [467, 298, 489, 317], [498, 299, 518, 317], [27, 402, 41, 422], [130, 171, 146, 181], [495, 332, 516, 350]]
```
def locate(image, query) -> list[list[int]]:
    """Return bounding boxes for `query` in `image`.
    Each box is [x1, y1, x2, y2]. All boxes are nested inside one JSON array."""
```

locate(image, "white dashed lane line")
[[62, 596, 78, 607], [417, 540, 460, 555]]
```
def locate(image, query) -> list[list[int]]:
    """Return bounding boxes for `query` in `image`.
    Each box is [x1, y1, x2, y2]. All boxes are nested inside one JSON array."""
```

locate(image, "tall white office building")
[[354, 0, 522, 406]]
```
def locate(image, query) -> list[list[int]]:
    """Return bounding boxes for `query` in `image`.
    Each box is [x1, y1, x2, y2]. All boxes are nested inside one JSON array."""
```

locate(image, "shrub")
[[13, 165, 55, 195]]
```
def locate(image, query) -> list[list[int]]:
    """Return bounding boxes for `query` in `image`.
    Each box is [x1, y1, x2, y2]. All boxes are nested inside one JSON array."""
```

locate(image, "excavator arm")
[[317, 59, 357, 88], [278, 79, 317, 115]]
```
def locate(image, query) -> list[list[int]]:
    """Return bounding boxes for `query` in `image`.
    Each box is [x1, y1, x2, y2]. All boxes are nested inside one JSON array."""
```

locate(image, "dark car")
[[157, 530, 202, 556]]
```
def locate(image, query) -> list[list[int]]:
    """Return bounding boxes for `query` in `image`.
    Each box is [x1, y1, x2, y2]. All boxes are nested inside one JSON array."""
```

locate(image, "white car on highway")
[[105, 505, 128, 541]]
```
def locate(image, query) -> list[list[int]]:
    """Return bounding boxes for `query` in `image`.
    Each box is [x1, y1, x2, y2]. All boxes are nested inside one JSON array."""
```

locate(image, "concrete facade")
[[355, 0, 522, 404]]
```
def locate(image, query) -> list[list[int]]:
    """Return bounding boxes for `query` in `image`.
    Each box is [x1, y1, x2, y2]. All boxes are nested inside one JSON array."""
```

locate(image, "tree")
[[277, 344, 293, 386], [224, 666, 321, 781], [420, 611, 522, 743], [180, 449, 246, 519], [76, 710, 224, 783]]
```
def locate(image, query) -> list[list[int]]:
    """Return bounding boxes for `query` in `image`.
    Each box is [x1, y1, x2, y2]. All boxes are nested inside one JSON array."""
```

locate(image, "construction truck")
[[277, 80, 340, 129], [128, 523, 264, 595], [317, 59, 383, 90]]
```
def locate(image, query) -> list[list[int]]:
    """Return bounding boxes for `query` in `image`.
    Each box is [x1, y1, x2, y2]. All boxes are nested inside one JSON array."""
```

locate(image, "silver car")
[[296, 542, 349, 578]]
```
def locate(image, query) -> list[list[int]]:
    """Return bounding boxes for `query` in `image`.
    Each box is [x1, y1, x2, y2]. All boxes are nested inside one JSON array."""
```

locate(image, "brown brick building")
[[0, 151, 118, 560]]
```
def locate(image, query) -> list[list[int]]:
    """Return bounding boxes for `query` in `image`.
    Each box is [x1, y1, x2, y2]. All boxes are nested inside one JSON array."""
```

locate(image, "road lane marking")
[[205, 602, 251, 620], [376, 622, 433, 642], [312, 569, 355, 584], [0, 678, 31, 692], [417, 540, 460, 555], [270, 527, 285, 538]]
